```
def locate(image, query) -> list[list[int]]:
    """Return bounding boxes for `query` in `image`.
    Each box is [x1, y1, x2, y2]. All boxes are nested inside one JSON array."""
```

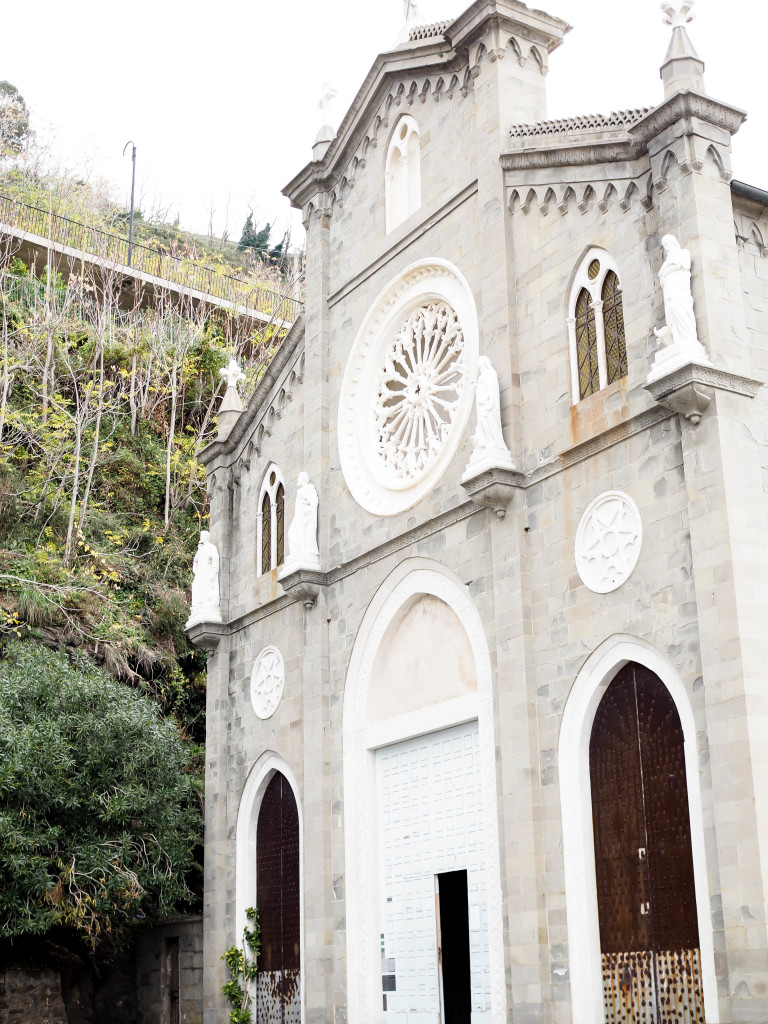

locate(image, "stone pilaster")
[[679, 387, 768, 1021], [299, 204, 336, 1022]]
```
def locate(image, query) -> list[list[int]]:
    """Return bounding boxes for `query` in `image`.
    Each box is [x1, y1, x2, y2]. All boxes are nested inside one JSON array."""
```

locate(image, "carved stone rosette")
[[575, 491, 643, 594], [250, 645, 285, 719]]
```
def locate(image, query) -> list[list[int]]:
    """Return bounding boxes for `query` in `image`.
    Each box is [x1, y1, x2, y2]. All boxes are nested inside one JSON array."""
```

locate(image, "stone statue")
[[462, 356, 516, 479], [186, 531, 222, 628], [654, 235, 699, 350], [284, 472, 320, 569], [647, 233, 710, 383], [472, 356, 508, 453]]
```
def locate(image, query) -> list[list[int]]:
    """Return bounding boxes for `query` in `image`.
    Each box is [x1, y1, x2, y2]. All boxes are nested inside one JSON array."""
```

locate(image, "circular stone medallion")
[[338, 259, 478, 516], [250, 645, 284, 719], [575, 491, 642, 594]]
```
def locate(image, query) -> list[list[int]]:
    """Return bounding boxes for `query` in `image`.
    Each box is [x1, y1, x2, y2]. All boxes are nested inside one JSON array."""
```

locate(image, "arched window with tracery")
[[567, 250, 627, 401], [385, 115, 421, 233], [257, 465, 285, 576]]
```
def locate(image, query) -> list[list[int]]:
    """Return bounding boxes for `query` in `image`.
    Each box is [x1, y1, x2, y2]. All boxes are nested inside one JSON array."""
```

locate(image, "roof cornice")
[[628, 90, 746, 142], [447, 0, 570, 54], [501, 139, 645, 171], [283, 0, 570, 210], [283, 42, 459, 210]]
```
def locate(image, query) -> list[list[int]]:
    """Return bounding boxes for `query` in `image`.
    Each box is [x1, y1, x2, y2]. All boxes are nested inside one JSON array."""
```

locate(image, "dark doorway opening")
[[435, 870, 471, 1024]]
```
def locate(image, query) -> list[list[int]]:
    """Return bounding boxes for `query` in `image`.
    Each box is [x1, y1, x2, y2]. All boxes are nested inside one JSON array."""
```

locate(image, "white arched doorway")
[[342, 558, 507, 1023], [559, 634, 717, 1024], [235, 753, 304, 1023]]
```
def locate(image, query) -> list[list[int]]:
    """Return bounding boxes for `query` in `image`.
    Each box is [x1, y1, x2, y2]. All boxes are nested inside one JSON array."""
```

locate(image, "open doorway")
[[435, 870, 471, 1024]]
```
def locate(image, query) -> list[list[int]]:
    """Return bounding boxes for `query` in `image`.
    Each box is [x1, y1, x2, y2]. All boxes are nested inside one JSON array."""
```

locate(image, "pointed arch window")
[[567, 250, 627, 401], [385, 115, 421, 233], [257, 465, 285, 576]]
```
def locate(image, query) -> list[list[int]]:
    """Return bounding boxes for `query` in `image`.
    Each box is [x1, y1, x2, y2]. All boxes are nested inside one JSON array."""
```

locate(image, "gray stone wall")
[[0, 969, 68, 1024], [199, 8, 768, 1024], [136, 917, 203, 1024]]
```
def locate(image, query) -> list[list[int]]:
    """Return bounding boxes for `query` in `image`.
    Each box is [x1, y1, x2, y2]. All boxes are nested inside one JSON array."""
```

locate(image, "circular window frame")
[[338, 259, 478, 516]]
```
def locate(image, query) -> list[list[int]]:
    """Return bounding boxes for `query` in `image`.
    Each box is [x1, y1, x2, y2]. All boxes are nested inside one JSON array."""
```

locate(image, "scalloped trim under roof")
[[509, 107, 654, 138]]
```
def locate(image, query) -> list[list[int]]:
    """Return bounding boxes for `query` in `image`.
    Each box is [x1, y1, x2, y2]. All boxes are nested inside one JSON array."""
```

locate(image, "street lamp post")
[[122, 141, 136, 267]]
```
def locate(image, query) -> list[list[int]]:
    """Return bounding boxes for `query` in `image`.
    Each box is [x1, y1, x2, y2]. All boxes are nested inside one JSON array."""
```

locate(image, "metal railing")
[[0, 193, 302, 322]]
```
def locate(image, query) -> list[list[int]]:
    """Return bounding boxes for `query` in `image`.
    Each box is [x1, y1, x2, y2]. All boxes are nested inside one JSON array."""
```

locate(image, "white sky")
[[2, 0, 765, 244]]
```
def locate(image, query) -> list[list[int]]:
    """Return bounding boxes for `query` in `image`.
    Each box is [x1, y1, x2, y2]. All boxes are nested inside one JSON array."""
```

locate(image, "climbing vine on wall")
[[221, 908, 261, 1024]]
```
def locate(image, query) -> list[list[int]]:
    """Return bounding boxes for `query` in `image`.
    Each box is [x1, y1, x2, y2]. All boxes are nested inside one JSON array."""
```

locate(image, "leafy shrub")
[[0, 641, 202, 949]]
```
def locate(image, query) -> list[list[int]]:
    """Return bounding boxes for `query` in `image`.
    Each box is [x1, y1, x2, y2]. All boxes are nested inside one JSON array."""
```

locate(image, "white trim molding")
[[234, 752, 305, 1023], [342, 557, 507, 1023], [558, 634, 718, 1024]]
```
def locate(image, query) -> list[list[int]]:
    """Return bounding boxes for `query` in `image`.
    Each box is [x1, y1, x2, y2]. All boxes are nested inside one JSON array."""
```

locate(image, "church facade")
[[189, 2, 768, 1021]]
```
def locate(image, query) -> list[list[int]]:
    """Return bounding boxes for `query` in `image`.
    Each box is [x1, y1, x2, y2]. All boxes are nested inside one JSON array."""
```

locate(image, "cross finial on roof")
[[661, 0, 695, 29], [318, 82, 338, 121], [403, 0, 419, 24], [219, 358, 245, 390]]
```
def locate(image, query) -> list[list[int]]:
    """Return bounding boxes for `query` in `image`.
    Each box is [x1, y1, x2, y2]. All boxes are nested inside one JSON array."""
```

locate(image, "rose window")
[[373, 302, 465, 483], [338, 259, 478, 516]]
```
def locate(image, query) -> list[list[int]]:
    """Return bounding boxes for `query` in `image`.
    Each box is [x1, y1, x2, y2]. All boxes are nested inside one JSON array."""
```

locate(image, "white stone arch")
[[342, 557, 507, 1023], [385, 113, 421, 233], [234, 751, 305, 1021], [257, 462, 285, 575], [559, 634, 718, 1024]]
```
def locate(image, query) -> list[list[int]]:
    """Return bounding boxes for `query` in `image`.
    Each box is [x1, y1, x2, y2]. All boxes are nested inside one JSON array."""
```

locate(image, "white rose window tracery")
[[373, 301, 466, 482]]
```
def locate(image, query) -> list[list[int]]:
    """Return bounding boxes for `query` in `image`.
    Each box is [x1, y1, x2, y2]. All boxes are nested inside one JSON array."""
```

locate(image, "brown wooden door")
[[256, 772, 301, 1024], [589, 664, 705, 1024]]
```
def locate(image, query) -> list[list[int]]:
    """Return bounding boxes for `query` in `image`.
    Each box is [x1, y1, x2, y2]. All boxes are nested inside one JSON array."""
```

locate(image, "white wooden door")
[[376, 722, 491, 1022]]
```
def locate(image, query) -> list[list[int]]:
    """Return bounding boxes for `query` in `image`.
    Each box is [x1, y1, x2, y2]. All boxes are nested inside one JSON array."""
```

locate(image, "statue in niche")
[[472, 356, 508, 453], [654, 234, 700, 350], [285, 472, 319, 567], [187, 531, 221, 627]]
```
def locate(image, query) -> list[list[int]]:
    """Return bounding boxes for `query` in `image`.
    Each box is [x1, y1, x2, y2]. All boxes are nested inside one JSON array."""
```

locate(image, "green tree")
[[237, 213, 271, 254], [0, 641, 202, 950], [0, 81, 31, 156]]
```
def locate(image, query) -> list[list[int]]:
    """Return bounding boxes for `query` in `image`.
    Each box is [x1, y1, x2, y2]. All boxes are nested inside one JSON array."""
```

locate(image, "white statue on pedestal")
[[186, 531, 222, 628], [462, 356, 516, 480], [647, 233, 710, 382], [281, 472, 320, 574]]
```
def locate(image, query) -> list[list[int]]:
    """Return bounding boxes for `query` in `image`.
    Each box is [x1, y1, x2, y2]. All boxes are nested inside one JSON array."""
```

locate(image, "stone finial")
[[660, 0, 705, 97], [661, 0, 694, 28], [220, 358, 245, 390], [217, 358, 245, 440], [318, 82, 337, 122], [403, 0, 419, 24], [313, 83, 338, 162]]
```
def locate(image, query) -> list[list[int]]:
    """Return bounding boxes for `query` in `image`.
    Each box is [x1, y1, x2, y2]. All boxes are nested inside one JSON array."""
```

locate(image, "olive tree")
[[0, 641, 202, 949]]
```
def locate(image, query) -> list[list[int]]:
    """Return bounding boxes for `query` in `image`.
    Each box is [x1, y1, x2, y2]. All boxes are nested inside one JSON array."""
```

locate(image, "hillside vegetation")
[[0, 252, 285, 740]]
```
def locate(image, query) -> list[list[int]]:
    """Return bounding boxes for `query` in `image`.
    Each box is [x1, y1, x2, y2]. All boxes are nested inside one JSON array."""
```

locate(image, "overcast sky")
[[3, 0, 764, 244]]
